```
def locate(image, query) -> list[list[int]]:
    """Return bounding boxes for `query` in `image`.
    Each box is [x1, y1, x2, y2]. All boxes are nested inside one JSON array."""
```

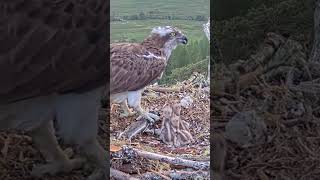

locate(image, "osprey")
[[0, 0, 107, 179], [110, 26, 188, 123]]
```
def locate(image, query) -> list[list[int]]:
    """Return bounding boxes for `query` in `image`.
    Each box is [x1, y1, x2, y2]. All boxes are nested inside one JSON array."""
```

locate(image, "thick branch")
[[132, 148, 210, 170]]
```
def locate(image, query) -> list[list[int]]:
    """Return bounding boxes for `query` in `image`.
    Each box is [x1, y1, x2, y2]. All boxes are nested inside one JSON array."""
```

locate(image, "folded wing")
[[110, 43, 166, 94], [0, 0, 108, 104]]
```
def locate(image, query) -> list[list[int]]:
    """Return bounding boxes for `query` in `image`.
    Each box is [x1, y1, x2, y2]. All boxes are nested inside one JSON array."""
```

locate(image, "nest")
[[213, 32, 320, 179], [110, 74, 210, 179]]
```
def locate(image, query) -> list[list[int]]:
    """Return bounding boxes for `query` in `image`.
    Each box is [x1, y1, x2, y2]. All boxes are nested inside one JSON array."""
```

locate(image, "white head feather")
[[150, 26, 186, 59], [151, 26, 175, 37]]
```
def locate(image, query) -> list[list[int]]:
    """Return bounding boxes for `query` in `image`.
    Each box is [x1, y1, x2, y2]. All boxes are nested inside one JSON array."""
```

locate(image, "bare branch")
[[132, 147, 209, 170]]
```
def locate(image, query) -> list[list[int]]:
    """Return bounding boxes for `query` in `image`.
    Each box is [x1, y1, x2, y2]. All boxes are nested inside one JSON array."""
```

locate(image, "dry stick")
[[149, 169, 171, 180], [132, 148, 209, 170], [164, 170, 209, 179], [238, 66, 263, 89], [110, 168, 139, 180], [147, 86, 181, 93], [141, 170, 209, 179], [1, 136, 9, 159], [257, 168, 270, 180], [297, 137, 318, 158]]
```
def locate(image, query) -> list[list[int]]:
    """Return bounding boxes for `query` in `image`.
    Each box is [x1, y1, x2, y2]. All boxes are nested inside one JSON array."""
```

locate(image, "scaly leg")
[[29, 120, 85, 177], [127, 90, 159, 123], [54, 87, 107, 180], [135, 104, 160, 124], [119, 100, 136, 118]]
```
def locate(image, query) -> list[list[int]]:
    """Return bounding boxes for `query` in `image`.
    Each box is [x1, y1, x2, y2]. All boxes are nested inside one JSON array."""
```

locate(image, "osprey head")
[[150, 26, 188, 59], [151, 26, 188, 45]]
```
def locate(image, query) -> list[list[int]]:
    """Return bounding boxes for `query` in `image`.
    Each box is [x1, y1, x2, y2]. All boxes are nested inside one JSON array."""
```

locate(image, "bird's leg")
[[119, 101, 136, 118], [29, 120, 85, 177], [54, 87, 107, 180], [79, 139, 108, 180], [127, 90, 159, 123], [135, 104, 160, 124]]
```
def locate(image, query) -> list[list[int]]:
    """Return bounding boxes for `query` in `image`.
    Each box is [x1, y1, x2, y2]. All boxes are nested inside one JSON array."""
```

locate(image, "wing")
[[110, 43, 166, 94], [0, 0, 108, 104]]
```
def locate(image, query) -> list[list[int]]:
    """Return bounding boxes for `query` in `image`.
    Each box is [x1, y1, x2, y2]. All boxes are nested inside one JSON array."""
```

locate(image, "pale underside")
[[0, 87, 104, 144]]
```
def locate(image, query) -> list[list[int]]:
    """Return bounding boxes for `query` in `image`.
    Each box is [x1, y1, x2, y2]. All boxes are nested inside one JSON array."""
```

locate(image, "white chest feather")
[[164, 40, 178, 60], [111, 89, 143, 108], [142, 52, 162, 59]]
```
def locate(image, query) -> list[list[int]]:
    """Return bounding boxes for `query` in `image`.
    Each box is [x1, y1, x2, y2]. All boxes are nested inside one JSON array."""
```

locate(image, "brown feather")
[[110, 35, 169, 94], [0, 0, 108, 104]]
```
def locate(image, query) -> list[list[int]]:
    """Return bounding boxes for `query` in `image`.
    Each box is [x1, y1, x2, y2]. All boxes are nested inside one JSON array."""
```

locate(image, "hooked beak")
[[178, 35, 188, 44]]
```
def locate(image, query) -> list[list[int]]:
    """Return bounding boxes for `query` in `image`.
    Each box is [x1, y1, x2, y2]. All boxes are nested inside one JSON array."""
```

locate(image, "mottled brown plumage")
[[111, 27, 187, 94], [110, 41, 166, 94], [0, 0, 108, 104], [110, 26, 188, 124], [0, 1, 108, 179]]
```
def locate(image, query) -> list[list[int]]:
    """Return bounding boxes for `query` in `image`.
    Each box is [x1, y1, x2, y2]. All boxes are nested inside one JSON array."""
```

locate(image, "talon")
[[147, 112, 160, 120], [31, 158, 85, 177], [137, 112, 159, 124], [119, 101, 135, 118]]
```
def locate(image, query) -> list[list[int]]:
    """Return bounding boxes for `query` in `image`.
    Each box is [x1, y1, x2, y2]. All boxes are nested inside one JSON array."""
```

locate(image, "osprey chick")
[[110, 26, 188, 123]]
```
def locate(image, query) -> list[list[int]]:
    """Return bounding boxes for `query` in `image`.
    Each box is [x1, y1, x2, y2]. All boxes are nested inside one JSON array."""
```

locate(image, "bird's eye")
[[170, 32, 176, 37]]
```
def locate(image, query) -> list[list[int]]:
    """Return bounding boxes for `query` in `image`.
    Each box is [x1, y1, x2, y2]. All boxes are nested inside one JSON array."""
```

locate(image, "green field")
[[111, 20, 207, 43], [110, 0, 209, 43], [111, 0, 209, 17]]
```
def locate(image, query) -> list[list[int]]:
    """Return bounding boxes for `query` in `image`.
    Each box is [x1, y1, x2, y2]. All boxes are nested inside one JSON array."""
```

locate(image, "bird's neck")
[[141, 35, 173, 59]]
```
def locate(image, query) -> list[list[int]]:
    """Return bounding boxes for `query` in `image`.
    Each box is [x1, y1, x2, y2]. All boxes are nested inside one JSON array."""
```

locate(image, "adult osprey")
[[110, 26, 188, 122], [0, 0, 107, 179]]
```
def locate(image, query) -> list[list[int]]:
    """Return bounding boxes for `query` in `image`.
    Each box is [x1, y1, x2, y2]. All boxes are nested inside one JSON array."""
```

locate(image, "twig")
[[164, 170, 209, 179], [132, 147, 209, 170], [141, 170, 209, 179], [110, 168, 139, 180], [1, 136, 10, 159], [297, 137, 317, 158], [147, 86, 181, 93], [149, 169, 171, 180]]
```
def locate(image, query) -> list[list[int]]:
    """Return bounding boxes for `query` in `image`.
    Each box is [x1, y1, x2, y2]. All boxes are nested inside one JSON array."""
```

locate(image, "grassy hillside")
[[111, 20, 207, 42], [111, 0, 209, 18]]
